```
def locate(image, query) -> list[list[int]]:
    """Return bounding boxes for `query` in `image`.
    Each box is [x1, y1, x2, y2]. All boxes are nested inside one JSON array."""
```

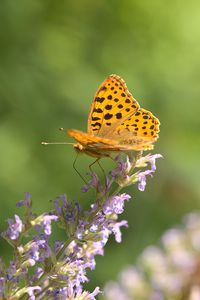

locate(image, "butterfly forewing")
[[87, 74, 140, 137]]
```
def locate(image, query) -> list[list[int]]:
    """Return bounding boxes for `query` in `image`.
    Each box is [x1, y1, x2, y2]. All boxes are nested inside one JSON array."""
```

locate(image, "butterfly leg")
[[89, 158, 100, 173], [73, 153, 88, 184], [97, 160, 106, 176], [89, 158, 109, 188], [98, 159, 111, 188]]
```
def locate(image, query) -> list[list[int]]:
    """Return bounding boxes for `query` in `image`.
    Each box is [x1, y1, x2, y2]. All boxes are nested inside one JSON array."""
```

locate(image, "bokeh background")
[[0, 0, 200, 292]]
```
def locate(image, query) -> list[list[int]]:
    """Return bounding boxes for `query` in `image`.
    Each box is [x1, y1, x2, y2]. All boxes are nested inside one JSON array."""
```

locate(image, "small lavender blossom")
[[137, 169, 153, 191], [50, 283, 101, 299], [54, 194, 81, 231], [111, 220, 128, 243], [18, 238, 51, 263], [29, 267, 44, 284], [3, 214, 23, 240], [16, 192, 32, 208], [81, 172, 102, 193], [27, 286, 42, 300], [135, 153, 163, 170], [148, 154, 162, 171], [111, 155, 131, 179], [135, 154, 162, 191], [103, 193, 131, 215], [32, 214, 58, 235], [0, 277, 5, 293]]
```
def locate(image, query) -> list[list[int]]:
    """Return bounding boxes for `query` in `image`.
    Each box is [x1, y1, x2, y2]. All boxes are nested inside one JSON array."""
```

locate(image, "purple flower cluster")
[[110, 153, 162, 191], [104, 212, 200, 300], [0, 153, 162, 299]]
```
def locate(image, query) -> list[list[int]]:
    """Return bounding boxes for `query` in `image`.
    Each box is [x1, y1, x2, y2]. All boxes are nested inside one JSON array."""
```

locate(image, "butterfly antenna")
[[41, 127, 73, 145], [41, 141, 74, 145]]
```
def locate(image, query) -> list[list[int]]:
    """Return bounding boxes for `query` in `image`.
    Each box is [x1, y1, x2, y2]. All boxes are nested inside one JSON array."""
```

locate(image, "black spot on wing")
[[118, 104, 123, 109], [116, 112, 122, 119], [96, 97, 105, 103], [92, 117, 101, 121], [105, 104, 112, 110], [91, 122, 101, 127], [104, 113, 113, 120], [93, 108, 103, 113]]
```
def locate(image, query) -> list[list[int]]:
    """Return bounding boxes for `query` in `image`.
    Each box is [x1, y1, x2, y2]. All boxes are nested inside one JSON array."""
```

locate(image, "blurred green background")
[[0, 0, 200, 291]]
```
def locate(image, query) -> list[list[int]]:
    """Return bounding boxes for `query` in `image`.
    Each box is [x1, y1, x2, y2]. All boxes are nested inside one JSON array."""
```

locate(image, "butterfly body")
[[68, 129, 119, 158], [68, 75, 160, 158]]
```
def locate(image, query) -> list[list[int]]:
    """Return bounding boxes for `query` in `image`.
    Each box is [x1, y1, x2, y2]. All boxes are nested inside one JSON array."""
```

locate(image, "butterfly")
[[68, 74, 160, 158]]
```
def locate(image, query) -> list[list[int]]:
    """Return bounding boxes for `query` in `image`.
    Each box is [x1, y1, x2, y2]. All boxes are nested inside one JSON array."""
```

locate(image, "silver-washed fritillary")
[[67, 74, 160, 158]]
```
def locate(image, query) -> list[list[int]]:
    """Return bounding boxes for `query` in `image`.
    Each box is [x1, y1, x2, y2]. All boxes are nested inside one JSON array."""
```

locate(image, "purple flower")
[[7, 261, 19, 282], [90, 224, 98, 233], [16, 192, 32, 208], [54, 195, 81, 226], [0, 277, 5, 296], [19, 237, 52, 264], [29, 267, 44, 284], [135, 154, 162, 191], [4, 214, 23, 240], [137, 170, 153, 191], [42, 215, 58, 235], [136, 154, 162, 171], [111, 155, 131, 178], [149, 154, 163, 171], [85, 241, 104, 262], [33, 214, 58, 236], [0, 150, 162, 299], [111, 220, 128, 243], [27, 286, 41, 300], [103, 193, 131, 215], [50, 284, 101, 299], [81, 172, 102, 193], [109, 156, 133, 188], [76, 219, 89, 239]]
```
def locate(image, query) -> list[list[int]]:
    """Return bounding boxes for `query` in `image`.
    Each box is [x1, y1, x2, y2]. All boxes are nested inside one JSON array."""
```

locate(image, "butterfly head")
[[73, 142, 85, 153], [73, 141, 111, 158]]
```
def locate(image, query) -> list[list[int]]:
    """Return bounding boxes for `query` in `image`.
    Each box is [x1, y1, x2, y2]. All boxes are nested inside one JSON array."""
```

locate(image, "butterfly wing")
[[87, 74, 159, 150], [114, 108, 160, 150], [87, 74, 140, 136]]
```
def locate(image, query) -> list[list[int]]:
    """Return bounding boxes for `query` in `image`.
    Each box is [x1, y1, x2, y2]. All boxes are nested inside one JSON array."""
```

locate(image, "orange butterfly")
[[67, 74, 160, 158]]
